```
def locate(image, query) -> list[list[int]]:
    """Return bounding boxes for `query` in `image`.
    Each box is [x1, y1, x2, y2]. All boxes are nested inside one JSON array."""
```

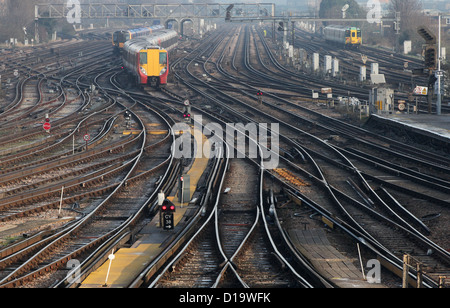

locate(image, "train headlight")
[[160, 67, 167, 76], [140, 66, 147, 75]]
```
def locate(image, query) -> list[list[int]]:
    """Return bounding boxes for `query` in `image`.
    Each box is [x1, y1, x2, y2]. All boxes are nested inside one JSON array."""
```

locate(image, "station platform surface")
[[287, 229, 386, 288], [370, 113, 450, 143], [80, 128, 210, 288]]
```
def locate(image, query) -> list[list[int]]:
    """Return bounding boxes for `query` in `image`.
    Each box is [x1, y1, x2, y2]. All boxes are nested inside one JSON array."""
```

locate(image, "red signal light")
[[161, 199, 175, 213]]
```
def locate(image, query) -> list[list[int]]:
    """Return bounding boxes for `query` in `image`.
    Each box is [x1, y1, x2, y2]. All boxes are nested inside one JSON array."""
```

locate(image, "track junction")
[[0, 23, 448, 289]]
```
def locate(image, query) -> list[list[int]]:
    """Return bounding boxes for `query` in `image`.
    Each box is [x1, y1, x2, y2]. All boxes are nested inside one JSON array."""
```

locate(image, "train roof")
[[324, 25, 360, 30], [115, 25, 165, 35], [123, 29, 178, 52], [129, 25, 164, 34], [129, 28, 149, 34]]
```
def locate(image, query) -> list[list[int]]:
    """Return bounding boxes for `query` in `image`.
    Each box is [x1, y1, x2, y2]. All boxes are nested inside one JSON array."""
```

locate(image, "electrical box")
[[369, 87, 394, 114]]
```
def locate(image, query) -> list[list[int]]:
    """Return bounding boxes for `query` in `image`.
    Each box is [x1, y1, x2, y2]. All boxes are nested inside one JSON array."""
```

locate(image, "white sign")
[[66, 0, 81, 24], [413, 86, 428, 96]]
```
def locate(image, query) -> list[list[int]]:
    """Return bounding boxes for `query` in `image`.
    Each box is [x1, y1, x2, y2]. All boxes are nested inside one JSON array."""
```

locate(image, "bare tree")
[[388, 0, 432, 52], [0, 0, 40, 42], [389, 0, 424, 31]]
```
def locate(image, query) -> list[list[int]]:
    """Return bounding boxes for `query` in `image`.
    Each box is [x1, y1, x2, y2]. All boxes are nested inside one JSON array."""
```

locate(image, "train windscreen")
[[140, 52, 148, 65], [159, 52, 167, 65]]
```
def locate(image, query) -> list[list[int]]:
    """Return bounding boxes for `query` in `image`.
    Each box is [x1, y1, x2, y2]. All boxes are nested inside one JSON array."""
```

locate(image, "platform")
[[80, 128, 210, 288], [287, 229, 386, 288], [369, 113, 450, 143]]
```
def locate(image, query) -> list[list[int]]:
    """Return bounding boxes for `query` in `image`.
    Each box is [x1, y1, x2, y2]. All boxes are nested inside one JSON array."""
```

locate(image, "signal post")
[[160, 198, 176, 231], [417, 26, 439, 114], [43, 114, 51, 133]]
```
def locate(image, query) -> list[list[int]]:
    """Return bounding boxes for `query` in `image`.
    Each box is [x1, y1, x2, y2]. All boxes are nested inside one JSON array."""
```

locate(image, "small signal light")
[[161, 199, 175, 213]]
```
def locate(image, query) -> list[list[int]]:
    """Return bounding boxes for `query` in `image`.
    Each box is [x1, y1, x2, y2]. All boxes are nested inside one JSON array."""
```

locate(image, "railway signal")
[[417, 25, 439, 114], [183, 110, 191, 120], [277, 22, 284, 31], [417, 26, 436, 44], [225, 4, 234, 21], [161, 200, 175, 213], [43, 114, 51, 132], [161, 199, 175, 230], [424, 45, 437, 70], [417, 26, 437, 70], [257, 90, 263, 104], [183, 103, 191, 122]]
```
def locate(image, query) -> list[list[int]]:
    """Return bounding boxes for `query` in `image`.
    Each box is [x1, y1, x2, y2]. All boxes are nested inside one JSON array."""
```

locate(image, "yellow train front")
[[122, 29, 178, 87], [324, 25, 362, 48]]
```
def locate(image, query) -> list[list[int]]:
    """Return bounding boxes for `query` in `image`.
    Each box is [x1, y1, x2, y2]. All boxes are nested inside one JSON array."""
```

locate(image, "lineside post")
[[416, 263, 423, 288], [402, 254, 410, 288], [439, 276, 446, 288]]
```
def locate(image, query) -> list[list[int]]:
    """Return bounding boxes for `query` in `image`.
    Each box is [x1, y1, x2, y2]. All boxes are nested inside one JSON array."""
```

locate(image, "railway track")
[[144, 112, 327, 288], [0, 39, 176, 288], [160, 24, 449, 287], [274, 25, 449, 114], [0, 24, 448, 288]]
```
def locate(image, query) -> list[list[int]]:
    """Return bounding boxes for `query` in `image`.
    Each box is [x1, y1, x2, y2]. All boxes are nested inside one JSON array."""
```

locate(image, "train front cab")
[[138, 48, 169, 87], [346, 28, 362, 47]]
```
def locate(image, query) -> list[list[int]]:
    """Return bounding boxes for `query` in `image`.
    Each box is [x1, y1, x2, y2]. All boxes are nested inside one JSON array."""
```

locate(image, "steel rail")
[[178, 25, 448, 288]]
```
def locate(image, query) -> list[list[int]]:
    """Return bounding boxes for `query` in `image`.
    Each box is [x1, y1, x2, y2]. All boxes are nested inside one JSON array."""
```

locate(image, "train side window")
[[140, 52, 147, 65], [160, 52, 167, 65]]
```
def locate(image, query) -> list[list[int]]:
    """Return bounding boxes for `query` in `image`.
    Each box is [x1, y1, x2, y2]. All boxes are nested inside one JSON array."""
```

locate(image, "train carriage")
[[113, 25, 164, 52], [122, 29, 179, 87], [324, 25, 362, 48]]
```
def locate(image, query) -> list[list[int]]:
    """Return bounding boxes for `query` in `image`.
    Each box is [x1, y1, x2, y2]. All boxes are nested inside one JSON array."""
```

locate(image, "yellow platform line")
[[171, 128, 210, 207], [147, 130, 169, 135], [80, 243, 161, 288], [122, 130, 142, 135]]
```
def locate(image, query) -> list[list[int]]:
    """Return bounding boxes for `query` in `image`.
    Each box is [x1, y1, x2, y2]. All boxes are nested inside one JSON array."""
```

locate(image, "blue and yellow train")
[[324, 25, 362, 48]]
